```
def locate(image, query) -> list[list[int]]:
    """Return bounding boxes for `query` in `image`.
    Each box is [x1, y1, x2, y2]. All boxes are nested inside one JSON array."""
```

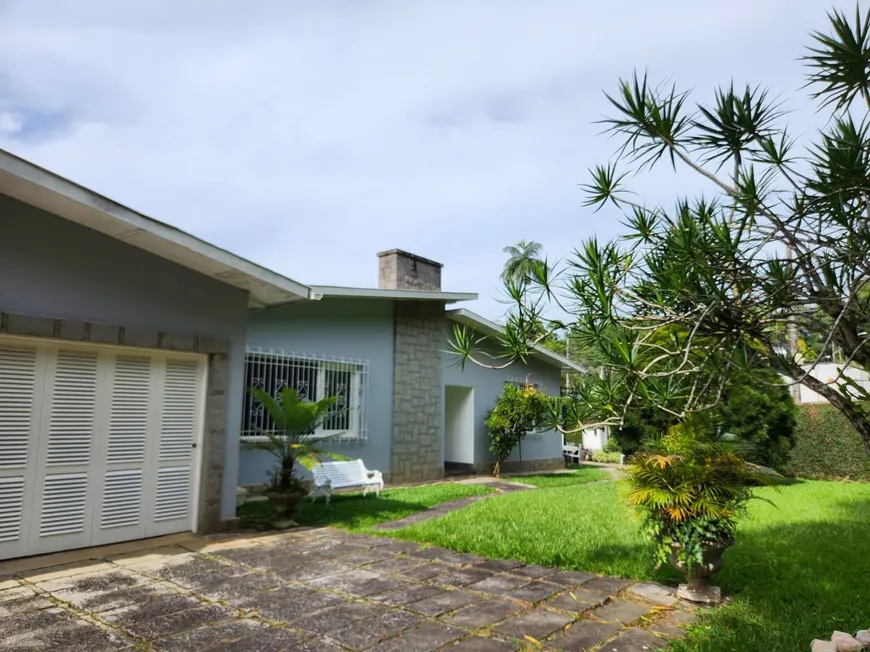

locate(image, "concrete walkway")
[[0, 528, 699, 651], [373, 479, 534, 532]]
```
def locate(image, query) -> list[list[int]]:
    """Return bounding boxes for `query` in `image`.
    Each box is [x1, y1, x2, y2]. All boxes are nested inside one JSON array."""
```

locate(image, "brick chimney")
[[377, 249, 442, 291]]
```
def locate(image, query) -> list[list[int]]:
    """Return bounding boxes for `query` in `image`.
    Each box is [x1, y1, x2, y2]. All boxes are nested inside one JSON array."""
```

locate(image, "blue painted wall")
[[241, 298, 395, 484], [0, 193, 250, 520], [442, 326, 563, 467]]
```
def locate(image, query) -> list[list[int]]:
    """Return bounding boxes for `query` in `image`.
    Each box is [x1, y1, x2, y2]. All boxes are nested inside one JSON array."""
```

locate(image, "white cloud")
[[0, 0, 836, 318]]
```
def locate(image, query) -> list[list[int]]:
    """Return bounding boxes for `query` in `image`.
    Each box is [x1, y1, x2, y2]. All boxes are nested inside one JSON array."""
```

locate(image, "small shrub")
[[237, 499, 275, 531], [787, 403, 870, 481], [625, 418, 773, 570], [486, 383, 551, 476], [591, 451, 623, 464], [603, 438, 622, 453]]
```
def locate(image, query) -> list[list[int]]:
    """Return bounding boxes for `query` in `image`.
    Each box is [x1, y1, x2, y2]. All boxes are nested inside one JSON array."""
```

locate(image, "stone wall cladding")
[[378, 250, 442, 291], [0, 310, 231, 535], [390, 301, 445, 483]]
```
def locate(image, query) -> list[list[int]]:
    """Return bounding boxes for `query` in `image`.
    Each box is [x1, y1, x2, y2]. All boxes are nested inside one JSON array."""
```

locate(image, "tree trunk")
[[799, 373, 870, 457], [281, 455, 295, 490]]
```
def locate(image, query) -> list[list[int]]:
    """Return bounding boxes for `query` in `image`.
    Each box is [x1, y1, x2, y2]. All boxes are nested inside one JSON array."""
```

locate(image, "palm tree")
[[501, 240, 543, 283]]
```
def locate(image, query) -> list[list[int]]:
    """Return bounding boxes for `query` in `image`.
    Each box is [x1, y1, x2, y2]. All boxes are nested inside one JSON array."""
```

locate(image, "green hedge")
[[787, 403, 870, 481]]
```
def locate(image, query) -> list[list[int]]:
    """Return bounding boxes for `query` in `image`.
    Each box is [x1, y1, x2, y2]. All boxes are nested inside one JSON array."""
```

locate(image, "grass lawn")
[[291, 482, 495, 531], [393, 479, 870, 652], [508, 466, 611, 488]]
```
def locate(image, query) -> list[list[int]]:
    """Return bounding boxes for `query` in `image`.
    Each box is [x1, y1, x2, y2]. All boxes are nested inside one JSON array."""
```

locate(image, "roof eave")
[[0, 148, 311, 307]]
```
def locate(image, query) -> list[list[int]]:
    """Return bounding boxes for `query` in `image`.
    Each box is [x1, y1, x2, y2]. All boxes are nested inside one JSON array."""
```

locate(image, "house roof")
[[309, 285, 477, 303], [0, 148, 311, 307], [446, 308, 586, 373]]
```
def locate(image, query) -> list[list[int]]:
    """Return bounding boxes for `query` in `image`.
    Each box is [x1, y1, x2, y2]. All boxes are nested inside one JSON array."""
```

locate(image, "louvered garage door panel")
[[0, 345, 42, 561], [146, 359, 200, 537], [29, 349, 101, 555], [91, 355, 154, 546], [0, 337, 204, 561]]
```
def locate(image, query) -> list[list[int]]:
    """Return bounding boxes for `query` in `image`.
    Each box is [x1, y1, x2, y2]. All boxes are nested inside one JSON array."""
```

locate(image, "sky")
[[0, 0, 837, 320]]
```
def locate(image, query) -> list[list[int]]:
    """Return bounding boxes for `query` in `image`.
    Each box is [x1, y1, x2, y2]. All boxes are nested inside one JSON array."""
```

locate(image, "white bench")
[[310, 459, 384, 504]]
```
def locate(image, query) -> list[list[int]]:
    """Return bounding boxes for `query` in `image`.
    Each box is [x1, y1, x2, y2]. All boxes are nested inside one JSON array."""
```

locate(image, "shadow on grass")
[[292, 495, 432, 530], [673, 495, 870, 652]]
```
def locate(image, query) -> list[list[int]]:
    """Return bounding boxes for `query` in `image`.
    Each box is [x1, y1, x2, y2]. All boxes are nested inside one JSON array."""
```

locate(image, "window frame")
[[242, 348, 368, 443]]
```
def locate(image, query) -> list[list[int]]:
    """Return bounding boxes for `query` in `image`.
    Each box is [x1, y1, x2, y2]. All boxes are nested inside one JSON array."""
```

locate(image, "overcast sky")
[[0, 1, 836, 319]]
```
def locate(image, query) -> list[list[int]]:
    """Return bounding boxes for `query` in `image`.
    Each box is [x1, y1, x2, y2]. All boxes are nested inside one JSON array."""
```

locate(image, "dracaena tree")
[[451, 5, 870, 456]]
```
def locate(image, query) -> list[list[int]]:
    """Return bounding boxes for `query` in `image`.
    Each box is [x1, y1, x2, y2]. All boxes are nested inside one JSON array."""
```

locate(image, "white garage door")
[[0, 336, 206, 561]]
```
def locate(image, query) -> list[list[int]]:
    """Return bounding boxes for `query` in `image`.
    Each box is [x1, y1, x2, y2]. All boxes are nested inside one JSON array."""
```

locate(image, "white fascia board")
[[310, 285, 477, 302]]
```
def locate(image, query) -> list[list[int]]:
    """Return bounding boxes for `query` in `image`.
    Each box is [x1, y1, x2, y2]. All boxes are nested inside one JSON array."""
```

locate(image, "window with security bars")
[[242, 348, 369, 441]]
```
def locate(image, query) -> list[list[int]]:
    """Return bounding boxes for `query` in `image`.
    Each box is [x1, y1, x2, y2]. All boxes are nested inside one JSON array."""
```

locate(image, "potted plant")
[[625, 418, 777, 603], [244, 387, 349, 519]]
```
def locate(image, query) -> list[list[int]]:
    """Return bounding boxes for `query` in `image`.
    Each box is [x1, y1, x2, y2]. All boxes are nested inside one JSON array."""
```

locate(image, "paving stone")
[[0, 586, 36, 604], [547, 570, 598, 587], [327, 608, 422, 649], [441, 636, 520, 652], [409, 547, 481, 566], [581, 577, 634, 596], [467, 574, 528, 594], [627, 582, 678, 606], [509, 564, 557, 580], [101, 593, 202, 625], [123, 603, 234, 640], [239, 585, 345, 621], [0, 595, 54, 617], [153, 557, 250, 589], [474, 559, 526, 573], [52, 577, 179, 613], [546, 620, 620, 651], [211, 545, 293, 569], [373, 621, 465, 652], [648, 620, 686, 638], [398, 562, 452, 581], [406, 589, 482, 616], [430, 568, 494, 588], [440, 599, 524, 630], [368, 583, 445, 606], [196, 571, 283, 603], [492, 607, 573, 640], [152, 620, 307, 652], [373, 540, 423, 554], [590, 600, 652, 625], [339, 547, 400, 566], [274, 559, 356, 581], [364, 555, 427, 575], [506, 581, 562, 604], [0, 608, 128, 651], [545, 588, 610, 613], [605, 627, 667, 650], [291, 600, 387, 635]]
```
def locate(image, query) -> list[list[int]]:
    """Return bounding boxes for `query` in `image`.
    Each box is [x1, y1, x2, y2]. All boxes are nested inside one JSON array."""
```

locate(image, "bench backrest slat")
[[313, 459, 372, 487]]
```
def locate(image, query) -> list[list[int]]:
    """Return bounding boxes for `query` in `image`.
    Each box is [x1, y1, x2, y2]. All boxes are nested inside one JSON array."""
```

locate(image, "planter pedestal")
[[677, 582, 721, 604]]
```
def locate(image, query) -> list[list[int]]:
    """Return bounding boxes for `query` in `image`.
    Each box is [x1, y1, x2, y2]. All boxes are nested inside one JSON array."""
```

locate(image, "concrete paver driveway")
[[0, 528, 698, 651]]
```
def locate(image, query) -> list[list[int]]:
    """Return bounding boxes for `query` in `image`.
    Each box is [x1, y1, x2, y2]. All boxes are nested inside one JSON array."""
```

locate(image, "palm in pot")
[[245, 387, 349, 516]]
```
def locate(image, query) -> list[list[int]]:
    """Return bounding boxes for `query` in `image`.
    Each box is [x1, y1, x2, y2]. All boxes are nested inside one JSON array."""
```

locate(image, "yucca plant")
[[625, 417, 776, 585], [245, 387, 350, 512]]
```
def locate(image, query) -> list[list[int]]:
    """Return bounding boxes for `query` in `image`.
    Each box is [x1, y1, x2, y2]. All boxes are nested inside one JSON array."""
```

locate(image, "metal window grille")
[[505, 377, 542, 390], [242, 347, 369, 442]]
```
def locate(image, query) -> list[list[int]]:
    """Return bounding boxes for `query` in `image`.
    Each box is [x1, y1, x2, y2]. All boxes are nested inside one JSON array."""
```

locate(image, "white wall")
[[790, 363, 870, 404], [445, 386, 475, 464], [582, 426, 609, 451]]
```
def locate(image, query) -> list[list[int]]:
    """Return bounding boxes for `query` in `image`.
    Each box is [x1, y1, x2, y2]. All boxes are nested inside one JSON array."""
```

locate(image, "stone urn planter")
[[264, 489, 305, 518], [667, 538, 732, 604]]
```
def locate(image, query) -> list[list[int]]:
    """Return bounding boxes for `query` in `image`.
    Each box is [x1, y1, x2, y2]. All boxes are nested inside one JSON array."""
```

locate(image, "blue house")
[[240, 249, 580, 486], [0, 150, 578, 562]]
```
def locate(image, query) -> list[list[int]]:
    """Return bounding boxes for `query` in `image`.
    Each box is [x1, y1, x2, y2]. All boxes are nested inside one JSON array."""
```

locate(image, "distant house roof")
[[310, 285, 477, 303], [0, 148, 311, 307], [446, 308, 586, 374]]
